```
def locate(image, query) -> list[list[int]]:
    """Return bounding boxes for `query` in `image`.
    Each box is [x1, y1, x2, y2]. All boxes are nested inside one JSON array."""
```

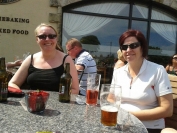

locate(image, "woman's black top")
[[27, 54, 68, 91]]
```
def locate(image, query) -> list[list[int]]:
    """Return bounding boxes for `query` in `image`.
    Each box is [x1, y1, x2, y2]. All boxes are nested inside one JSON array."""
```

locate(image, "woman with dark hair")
[[165, 54, 177, 76], [110, 29, 173, 133]]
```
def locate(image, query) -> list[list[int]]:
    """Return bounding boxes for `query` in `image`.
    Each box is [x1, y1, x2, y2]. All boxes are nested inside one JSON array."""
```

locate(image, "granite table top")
[[0, 91, 148, 133]]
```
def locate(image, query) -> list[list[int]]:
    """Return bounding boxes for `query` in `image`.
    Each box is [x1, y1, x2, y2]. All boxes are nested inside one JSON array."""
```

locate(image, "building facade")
[[0, 0, 177, 67], [0, 0, 58, 62]]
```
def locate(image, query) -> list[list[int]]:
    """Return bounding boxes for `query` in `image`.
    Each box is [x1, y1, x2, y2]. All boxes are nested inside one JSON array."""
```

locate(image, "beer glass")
[[86, 73, 101, 106], [100, 84, 121, 126]]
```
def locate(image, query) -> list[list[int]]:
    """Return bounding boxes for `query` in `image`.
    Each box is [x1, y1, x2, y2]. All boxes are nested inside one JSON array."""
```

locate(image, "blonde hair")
[[66, 38, 82, 48], [34, 23, 58, 36], [117, 49, 125, 61], [34, 23, 63, 52]]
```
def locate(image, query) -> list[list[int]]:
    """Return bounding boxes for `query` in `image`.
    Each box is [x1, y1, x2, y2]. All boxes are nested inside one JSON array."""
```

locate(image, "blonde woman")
[[114, 49, 126, 69], [8, 23, 79, 94]]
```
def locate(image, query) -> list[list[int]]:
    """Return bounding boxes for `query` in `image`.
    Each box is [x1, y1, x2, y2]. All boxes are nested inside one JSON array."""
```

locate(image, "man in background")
[[66, 38, 97, 96]]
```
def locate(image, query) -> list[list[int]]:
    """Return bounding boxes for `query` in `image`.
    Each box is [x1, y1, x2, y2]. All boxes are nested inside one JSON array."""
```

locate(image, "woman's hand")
[[14, 60, 23, 66], [6, 60, 23, 68]]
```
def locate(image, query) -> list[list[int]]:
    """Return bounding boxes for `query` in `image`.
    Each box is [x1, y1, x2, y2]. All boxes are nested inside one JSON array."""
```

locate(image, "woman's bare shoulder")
[[65, 55, 73, 63], [114, 60, 125, 69], [56, 51, 73, 63], [32, 52, 41, 57]]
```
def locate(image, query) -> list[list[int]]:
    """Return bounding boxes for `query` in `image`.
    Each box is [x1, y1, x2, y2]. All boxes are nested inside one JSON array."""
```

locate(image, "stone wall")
[[153, 0, 177, 9], [49, 0, 82, 43]]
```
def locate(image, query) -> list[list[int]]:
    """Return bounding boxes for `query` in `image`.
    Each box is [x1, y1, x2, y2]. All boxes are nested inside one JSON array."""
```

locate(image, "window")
[[62, 1, 177, 67], [151, 8, 176, 22], [62, 13, 128, 59], [71, 2, 129, 16], [132, 4, 148, 19], [149, 23, 176, 55]]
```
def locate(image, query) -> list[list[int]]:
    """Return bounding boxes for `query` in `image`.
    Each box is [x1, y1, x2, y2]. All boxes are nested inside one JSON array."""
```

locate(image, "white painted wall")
[[0, 0, 58, 62]]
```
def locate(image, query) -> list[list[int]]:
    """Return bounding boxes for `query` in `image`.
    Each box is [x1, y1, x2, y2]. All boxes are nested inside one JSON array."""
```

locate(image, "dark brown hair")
[[119, 29, 148, 58]]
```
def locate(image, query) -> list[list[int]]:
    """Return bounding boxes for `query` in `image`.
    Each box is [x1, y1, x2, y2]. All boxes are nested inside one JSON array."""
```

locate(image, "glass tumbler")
[[100, 84, 121, 126]]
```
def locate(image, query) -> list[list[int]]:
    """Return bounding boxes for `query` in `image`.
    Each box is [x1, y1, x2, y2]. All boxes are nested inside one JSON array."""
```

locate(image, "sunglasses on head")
[[36, 34, 57, 40], [121, 42, 141, 50]]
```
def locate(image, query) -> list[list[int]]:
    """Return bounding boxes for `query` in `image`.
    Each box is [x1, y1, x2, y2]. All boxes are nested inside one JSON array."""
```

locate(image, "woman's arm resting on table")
[[130, 93, 173, 120], [65, 56, 79, 94], [8, 56, 30, 90]]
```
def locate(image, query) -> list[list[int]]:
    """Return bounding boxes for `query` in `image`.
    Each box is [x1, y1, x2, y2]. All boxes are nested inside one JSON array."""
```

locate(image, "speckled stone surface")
[[0, 91, 148, 133]]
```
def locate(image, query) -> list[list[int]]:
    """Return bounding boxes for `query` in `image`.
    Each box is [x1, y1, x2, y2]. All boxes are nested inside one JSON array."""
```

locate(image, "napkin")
[[8, 86, 25, 97]]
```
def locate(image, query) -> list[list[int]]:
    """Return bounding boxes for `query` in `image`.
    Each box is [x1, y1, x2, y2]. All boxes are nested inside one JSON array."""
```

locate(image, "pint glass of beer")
[[86, 73, 101, 106], [100, 84, 121, 126]]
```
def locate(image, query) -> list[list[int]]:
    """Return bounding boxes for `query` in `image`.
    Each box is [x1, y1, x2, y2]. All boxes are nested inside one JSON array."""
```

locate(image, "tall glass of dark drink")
[[100, 84, 121, 127]]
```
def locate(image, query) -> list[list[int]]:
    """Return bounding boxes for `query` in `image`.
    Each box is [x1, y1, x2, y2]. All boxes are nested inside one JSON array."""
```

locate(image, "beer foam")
[[101, 105, 118, 112]]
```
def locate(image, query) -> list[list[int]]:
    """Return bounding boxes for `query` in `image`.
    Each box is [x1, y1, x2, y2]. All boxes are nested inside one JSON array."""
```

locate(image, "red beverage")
[[86, 89, 98, 105]]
